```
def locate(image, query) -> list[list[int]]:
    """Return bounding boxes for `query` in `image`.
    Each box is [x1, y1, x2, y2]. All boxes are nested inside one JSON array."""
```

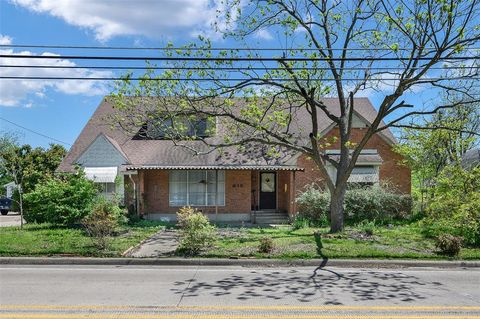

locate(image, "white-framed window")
[[169, 170, 225, 206]]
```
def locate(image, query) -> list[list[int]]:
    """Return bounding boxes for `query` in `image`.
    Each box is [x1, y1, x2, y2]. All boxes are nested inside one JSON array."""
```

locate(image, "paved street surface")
[[0, 264, 479, 318]]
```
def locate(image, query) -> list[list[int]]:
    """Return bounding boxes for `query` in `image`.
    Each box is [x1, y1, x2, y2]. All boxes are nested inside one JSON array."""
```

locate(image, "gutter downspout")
[[128, 175, 138, 216]]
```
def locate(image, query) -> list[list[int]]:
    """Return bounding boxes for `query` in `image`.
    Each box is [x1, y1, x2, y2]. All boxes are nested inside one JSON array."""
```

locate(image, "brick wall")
[[295, 127, 411, 194], [141, 169, 251, 214]]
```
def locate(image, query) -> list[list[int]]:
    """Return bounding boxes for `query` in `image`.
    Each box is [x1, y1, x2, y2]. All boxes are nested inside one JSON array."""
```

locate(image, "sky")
[[0, 0, 442, 149]]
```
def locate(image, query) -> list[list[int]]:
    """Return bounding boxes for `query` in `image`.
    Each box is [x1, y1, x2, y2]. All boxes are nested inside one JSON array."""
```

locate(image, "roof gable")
[[75, 133, 129, 167]]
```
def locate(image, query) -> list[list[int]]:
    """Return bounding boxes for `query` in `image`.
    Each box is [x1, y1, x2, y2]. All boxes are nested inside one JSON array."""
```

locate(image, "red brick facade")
[[126, 128, 410, 218], [295, 127, 411, 194]]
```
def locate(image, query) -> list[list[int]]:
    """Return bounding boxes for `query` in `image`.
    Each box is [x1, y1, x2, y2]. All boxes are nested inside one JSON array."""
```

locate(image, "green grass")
[[0, 220, 167, 257], [204, 223, 480, 260], [2, 220, 479, 260]]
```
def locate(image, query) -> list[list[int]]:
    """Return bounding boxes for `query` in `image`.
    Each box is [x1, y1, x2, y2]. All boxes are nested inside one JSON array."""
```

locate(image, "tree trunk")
[[329, 187, 346, 233], [18, 188, 23, 230]]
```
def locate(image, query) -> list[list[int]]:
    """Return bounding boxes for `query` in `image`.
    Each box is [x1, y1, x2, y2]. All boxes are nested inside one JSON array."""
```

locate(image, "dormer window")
[[134, 115, 215, 140]]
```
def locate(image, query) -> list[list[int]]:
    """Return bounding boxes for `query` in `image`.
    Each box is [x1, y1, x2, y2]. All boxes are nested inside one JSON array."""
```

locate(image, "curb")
[[0, 257, 478, 268]]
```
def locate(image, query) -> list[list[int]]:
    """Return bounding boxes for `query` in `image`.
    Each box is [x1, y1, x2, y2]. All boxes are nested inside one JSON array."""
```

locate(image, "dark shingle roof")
[[57, 97, 396, 172], [462, 148, 480, 169]]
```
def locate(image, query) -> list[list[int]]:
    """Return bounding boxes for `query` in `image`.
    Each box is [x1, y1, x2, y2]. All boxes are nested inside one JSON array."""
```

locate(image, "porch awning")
[[125, 165, 303, 171], [84, 167, 118, 183]]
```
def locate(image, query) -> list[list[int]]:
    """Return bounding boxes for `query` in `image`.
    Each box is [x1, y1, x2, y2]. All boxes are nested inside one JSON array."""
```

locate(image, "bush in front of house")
[[296, 185, 412, 225], [344, 186, 412, 223], [435, 234, 462, 257], [23, 172, 98, 227], [296, 187, 330, 225], [258, 237, 274, 254], [82, 197, 127, 249], [176, 206, 217, 256]]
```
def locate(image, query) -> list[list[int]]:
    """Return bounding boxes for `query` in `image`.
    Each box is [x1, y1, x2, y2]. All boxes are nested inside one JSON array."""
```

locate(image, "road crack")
[[176, 266, 199, 307]]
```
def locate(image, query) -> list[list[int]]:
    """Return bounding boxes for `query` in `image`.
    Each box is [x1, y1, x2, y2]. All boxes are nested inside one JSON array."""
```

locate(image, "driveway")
[[0, 212, 24, 227]]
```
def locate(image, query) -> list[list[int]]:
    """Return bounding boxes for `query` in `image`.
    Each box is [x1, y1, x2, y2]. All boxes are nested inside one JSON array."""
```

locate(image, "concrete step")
[[254, 214, 289, 218]]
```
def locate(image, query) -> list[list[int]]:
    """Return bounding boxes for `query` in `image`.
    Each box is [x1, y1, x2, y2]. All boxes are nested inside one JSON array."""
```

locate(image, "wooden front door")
[[259, 172, 276, 210]]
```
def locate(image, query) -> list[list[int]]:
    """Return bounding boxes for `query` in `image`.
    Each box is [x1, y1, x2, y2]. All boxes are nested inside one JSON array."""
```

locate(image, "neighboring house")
[[57, 97, 411, 223], [3, 181, 16, 199], [462, 148, 480, 169]]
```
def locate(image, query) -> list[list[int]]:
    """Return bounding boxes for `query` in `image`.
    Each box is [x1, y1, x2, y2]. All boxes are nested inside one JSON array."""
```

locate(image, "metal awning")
[[84, 167, 118, 183], [125, 165, 303, 171], [348, 174, 379, 183]]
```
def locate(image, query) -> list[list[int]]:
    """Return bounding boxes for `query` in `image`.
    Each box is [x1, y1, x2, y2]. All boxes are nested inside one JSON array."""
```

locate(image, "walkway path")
[[128, 229, 178, 257]]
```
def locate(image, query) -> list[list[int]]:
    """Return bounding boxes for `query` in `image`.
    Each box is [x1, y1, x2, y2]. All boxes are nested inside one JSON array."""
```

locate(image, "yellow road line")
[[1, 305, 480, 311], [1, 314, 480, 319]]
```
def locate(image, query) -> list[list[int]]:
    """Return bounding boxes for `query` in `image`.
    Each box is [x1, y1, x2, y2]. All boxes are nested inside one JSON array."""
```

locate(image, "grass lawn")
[[0, 220, 168, 257], [1, 220, 479, 259], [204, 223, 480, 260]]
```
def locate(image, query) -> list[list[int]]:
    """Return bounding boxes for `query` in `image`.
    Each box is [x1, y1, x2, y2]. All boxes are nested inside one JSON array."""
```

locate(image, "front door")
[[259, 172, 276, 210]]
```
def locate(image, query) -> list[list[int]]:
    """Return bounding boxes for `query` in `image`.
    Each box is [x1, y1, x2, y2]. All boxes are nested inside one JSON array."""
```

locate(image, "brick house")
[[57, 97, 411, 223]]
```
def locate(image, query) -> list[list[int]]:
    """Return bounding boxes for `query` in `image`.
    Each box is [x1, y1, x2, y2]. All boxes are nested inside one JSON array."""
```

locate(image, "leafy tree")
[[397, 99, 479, 212], [0, 134, 27, 228], [112, 0, 480, 232], [423, 165, 480, 246]]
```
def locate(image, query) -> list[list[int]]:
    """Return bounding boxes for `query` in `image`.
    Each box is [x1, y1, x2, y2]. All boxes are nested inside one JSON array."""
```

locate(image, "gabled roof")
[[57, 97, 397, 172]]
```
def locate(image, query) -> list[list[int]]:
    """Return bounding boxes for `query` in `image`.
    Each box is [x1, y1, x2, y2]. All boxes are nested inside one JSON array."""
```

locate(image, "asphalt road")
[[0, 264, 479, 318]]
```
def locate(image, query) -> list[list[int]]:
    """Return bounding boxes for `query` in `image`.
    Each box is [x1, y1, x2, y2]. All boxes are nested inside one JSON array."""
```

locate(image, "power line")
[[1, 54, 478, 62], [1, 76, 479, 81], [0, 64, 477, 71], [0, 117, 72, 146], [3, 44, 480, 51]]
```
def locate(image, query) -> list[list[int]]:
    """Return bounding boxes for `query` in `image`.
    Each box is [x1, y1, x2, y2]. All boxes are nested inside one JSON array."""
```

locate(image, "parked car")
[[0, 196, 12, 215]]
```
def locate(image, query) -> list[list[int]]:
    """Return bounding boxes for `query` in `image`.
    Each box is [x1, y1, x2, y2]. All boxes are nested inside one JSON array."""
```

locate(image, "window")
[[169, 170, 225, 206], [136, 116, 214, 140], [99, 182, 116, 200]]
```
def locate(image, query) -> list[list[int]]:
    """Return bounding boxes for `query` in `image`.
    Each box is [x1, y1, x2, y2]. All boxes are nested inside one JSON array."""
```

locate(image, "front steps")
[[252, 210, 290, 225]]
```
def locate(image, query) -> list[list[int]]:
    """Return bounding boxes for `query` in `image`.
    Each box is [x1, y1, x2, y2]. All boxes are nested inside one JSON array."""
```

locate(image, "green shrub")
[[423, 166, 480, 246], [82, 198, 126, 249], [357, 220, 376, 236], [296, 185, 412, 225], [435, 234, 462, 257], [23, 172, 98, 226], [176, 207, 217, 255], [291, 215, 311, 229], [258, 237, 274, 253], [296, 187, 330, 224]]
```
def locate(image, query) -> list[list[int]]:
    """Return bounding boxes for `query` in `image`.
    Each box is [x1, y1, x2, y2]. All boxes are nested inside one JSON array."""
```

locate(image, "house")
[[3, 181, 16, 199], [462, 148, 480, 169], [57, 97, 411, 223]]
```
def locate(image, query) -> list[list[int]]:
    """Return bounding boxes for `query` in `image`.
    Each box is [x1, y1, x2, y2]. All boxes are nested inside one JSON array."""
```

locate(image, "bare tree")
[[112, 0, 480, 232]]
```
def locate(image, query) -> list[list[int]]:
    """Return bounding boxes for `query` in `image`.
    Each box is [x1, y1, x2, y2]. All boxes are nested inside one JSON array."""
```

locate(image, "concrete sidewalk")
[[125, 229, 179, 257]]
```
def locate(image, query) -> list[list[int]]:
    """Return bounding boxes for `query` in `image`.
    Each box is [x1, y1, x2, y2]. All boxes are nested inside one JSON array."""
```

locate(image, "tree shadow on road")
[[171, 259, 443, 305]]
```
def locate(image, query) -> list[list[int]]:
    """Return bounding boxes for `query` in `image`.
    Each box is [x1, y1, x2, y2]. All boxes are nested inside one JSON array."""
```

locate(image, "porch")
[[123, 166, 301, 224]]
